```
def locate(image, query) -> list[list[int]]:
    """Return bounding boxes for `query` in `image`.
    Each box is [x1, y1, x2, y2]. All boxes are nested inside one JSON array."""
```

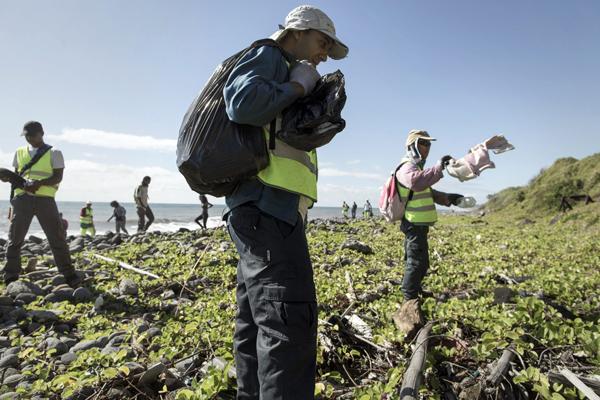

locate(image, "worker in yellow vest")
[[392, 130, 464, 336], [222, 5, 348, 399], [342, 201, 349, 218], [79, 201, 95, 236], [1, 121, 81, 287]]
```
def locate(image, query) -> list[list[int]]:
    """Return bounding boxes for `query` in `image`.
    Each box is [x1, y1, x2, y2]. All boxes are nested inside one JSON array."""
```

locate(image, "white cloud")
[[47, 128, 176, 152], [318, 161, 334, 168], [346, 159, 361, 165], [0, 148, 15, 200], [58, 159, 202, 204], [319, 168, 385, 181], [0, 148, 13, 166], [318, 183, 381, 206]]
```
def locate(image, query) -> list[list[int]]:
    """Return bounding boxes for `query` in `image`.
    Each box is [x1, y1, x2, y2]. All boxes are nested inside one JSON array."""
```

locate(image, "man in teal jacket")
[[223, 5, 348, 399]]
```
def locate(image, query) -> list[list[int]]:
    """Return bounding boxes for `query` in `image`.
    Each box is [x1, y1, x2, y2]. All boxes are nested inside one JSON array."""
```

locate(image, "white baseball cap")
[[270, 5, 349, 60]]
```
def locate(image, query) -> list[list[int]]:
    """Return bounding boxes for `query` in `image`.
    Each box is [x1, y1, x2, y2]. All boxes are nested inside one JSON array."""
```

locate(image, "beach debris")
[[399, 322, 434, 399], [91, 253, 159, 279]]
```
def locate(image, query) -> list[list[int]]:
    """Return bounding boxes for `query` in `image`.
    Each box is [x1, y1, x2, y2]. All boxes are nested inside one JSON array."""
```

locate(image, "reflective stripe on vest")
[[397, 158, 437, 225], [14, 146, 58, 198], [80, 208, 94, 227], [256, 126, 318, 206]]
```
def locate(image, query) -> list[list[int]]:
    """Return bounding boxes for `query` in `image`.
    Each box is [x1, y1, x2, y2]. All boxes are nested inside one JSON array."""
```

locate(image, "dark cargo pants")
[[4, 194, 75, 281], [400, 218, 430, 300], [136, 206, 154, 232], [227, 205, 317, 400]]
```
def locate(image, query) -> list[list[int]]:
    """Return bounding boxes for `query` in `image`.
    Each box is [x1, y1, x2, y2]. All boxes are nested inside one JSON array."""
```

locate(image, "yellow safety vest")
[[256, 126, 318, 207], [80, 207, 94, 227], [14, 146, 58, 198], [397, 158, 437, 226]]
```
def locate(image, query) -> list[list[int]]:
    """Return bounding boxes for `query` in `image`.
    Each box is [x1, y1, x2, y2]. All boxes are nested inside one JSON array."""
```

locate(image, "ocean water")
[[0, 200, 379, 239]]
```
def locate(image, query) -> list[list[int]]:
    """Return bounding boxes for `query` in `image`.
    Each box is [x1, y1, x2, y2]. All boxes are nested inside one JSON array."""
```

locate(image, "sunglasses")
[[418, 140, 432, 148]]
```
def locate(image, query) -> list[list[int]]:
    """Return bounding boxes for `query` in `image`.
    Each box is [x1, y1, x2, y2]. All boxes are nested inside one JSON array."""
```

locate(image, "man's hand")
[[24, 181, 42, 194], [437, 155, 453, 169], [290, 60, 320, 97], [447, 193, 464, 206]]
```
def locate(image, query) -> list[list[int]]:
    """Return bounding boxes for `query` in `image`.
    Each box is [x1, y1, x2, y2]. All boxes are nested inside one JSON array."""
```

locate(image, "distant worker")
[[392, 130, 464, 336], [108, 200, 128, 235], [1, 121, 81, 287], [195, 194, 213, 230], [351, 201, 357, 219], [80, 201, 95, 236], [342, 201, 349, 218], [363, 200, 373, 218], [59, 212, 69, 236], [134, 176, 154, 232]]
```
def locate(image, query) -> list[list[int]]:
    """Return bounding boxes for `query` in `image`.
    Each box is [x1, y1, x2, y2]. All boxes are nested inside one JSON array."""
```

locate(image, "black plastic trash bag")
[[276, 70, 346, 152], [176, 39, 283, 197], [0, 168, 25, 189]]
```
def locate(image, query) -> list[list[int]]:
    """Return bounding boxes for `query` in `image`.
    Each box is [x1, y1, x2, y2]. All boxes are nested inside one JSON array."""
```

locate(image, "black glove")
[[438, 155, 453, 168], [447, 193, 464, 206]]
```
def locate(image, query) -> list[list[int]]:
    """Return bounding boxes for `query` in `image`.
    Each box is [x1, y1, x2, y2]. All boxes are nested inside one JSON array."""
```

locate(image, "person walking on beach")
[[134, 176, 154, 232], [194, 194, 213, 230], [363, 200, 372, 218], [342, 201, 349, 218], [108, 200, 128, 235], [222, 5, 348, 398], [1, 121, 81, 287], [79, 201, 95, 237], [392, 130, 464, 336], [351, 201, 357, 219]]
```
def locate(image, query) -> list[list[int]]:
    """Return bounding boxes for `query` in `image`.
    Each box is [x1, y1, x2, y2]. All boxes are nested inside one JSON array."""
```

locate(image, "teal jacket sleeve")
[[223, 46, 299, 127]]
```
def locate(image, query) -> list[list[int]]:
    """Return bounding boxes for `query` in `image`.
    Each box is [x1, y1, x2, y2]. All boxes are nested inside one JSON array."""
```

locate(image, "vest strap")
[[269, 119, 276, 150]]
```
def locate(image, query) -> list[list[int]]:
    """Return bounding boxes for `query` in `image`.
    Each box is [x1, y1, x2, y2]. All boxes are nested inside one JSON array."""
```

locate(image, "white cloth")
[[483, 135, 515, 154], [446, 135, 514, 182]]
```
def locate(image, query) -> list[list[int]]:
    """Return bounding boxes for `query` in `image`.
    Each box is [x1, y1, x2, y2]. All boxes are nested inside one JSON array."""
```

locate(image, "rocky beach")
[[0, 214, 598, 399]]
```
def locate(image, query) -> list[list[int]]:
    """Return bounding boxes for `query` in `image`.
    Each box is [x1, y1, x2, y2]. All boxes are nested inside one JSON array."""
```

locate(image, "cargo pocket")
[[228, 207, 269, 260], [258, 285, 317, 343]]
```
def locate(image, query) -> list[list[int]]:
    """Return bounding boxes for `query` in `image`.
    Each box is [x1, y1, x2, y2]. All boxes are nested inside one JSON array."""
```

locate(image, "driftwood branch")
[[345, 271, 357, 302], [486, 343, 516, 387], [549, 370, 600, 398], [90, 253, 159, 279], [399, 321, 434, 399]]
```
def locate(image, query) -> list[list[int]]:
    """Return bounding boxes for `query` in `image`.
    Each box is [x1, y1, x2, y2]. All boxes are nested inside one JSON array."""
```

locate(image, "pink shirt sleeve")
[[396, 162, 443, 192]]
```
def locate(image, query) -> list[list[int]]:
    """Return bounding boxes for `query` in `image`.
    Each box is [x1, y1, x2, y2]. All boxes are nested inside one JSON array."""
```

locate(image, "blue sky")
[[1, 0, 599, 206]]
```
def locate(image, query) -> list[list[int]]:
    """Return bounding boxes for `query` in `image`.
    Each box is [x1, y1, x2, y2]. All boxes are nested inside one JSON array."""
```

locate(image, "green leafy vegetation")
[[0, 214, 598, 398], [485, 152, 600, 223]]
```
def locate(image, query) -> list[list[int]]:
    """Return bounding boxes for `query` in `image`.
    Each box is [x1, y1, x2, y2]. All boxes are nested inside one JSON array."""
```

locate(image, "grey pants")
[[4, 194, 75, 280], [115, 219, 128, 234], [400, 219, 430, 300], [227, 205, 317, 400]]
